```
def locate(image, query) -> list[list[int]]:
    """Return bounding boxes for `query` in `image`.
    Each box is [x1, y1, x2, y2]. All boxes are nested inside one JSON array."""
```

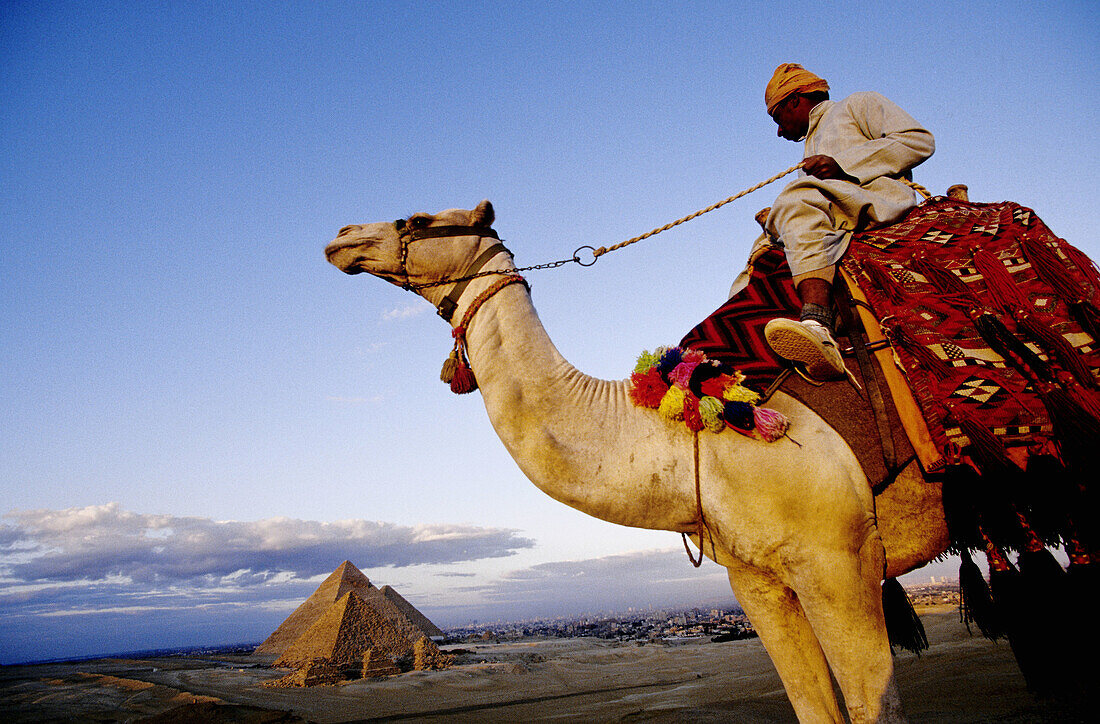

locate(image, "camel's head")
[[324, 200, 499, 292]]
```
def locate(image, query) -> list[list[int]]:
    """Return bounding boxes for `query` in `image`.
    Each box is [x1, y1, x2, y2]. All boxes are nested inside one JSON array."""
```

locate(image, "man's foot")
[[764, 318, 847, 381]]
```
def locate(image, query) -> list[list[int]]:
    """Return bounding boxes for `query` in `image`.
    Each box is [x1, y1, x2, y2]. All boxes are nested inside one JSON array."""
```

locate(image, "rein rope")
[[403, 164, 931, 295], [403, 162, 808, 294], [593, 162, 804, 260], [682, 429, 715, 567]]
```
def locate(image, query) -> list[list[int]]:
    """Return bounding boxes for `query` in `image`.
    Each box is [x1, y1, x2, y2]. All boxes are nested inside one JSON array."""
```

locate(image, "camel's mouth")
[[324, 239, 369, 275]]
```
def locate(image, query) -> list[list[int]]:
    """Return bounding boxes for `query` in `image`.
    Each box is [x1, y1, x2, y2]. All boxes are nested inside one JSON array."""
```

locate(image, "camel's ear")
[[471, 200, 494, 227]]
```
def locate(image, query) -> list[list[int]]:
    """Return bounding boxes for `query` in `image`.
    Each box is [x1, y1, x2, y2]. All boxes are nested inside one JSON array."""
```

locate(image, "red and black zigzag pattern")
[[680, 248, 800, 388]]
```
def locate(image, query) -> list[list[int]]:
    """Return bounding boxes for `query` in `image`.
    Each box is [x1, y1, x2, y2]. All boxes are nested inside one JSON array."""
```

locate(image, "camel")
[[325, 200, 952, 723]]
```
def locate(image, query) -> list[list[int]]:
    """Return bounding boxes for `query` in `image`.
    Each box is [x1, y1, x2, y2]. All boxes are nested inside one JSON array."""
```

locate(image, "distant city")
[[446, 604, 759, 645], [18, 581, 961, 665], [446, 581, 960, 645]]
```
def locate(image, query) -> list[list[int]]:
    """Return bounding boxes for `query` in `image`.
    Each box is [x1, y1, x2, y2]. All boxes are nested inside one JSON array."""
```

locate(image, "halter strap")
[[397, 222, 504, 296], [437, 242, 510, 322], [408, 225, 499, 242]]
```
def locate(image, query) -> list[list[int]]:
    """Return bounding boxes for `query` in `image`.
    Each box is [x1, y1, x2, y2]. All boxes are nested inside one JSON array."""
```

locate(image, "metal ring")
[[572, 245, 598, 267]]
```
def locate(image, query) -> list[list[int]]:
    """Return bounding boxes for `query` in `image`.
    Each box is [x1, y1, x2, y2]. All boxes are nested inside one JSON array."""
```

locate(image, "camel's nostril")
[[337, 225, 356, 237]]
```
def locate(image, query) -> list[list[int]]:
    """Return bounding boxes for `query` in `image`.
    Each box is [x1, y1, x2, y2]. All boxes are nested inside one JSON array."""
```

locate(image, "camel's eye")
[[408, 215, 430, 230], [394, 218, 406, 231]]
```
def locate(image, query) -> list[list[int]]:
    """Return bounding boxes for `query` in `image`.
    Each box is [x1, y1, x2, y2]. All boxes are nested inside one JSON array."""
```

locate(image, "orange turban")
[[765, 63, 830, 115]]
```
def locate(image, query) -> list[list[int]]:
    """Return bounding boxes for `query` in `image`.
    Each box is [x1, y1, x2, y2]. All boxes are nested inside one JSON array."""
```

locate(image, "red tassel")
[[952, 408, 1015, 472], [682, 393, 705, 432], [449, 361, 478, 394], [1021, 234, 1088, 303], [971, 311, 1052, 381], [862, 258, 908, 305], [1022, 450, 1075, 541], [1069, 384, 1100, 420], [911, 254, 975, 301], [941, 451, 985, 549], [888, 323, 956, 380], [1059, 240, 1100, 295], [983, 533, 1013, 573], [1036, 385, 1100, 469], [1069, 299, 1100, 346], [1016, 313, 1097, 389], [972, 248, 1029, 315]]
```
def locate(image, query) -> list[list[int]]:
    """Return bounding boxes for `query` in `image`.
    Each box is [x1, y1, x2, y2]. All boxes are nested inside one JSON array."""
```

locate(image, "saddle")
[[681, 195, 1099, 557]]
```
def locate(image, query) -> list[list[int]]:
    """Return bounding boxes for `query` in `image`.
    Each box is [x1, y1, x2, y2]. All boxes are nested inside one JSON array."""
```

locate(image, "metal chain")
[[408, 254, 580, 290]]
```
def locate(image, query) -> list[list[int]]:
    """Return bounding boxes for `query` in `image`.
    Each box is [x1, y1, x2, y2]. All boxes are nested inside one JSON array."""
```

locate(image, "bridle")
[[394, 218, 516, 322]]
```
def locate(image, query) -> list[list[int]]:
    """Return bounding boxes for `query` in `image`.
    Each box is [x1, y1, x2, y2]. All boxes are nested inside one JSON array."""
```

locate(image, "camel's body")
[[326, 202, 950, 723]]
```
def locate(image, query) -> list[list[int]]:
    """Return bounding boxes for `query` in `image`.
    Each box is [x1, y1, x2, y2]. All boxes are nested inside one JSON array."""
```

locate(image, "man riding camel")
[[739, 63, 935, 380]]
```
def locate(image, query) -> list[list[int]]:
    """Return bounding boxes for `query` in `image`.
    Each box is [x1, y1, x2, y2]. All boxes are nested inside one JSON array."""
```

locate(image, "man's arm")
[[828, 91, 935, 184], [801, 154, 859, 182]]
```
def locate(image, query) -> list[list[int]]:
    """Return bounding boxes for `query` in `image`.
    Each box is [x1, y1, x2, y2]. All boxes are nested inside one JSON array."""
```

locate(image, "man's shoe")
[[764, 318, 847, 381]]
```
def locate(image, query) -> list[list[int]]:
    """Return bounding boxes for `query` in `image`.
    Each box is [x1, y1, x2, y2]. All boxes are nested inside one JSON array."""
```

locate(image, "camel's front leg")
[[791, 531, 905, 724], [725, 560, 844, 724]]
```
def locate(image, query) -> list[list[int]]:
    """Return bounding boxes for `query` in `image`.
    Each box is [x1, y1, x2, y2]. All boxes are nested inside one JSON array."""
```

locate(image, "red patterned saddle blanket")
[[681, 197, 1100, 474]]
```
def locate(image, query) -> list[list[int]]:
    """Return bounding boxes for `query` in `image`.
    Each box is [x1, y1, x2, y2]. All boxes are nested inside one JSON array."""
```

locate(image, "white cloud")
[[0, 508, 738, 663], [0, 503, 533, 588], [382, 302, 431, 321]]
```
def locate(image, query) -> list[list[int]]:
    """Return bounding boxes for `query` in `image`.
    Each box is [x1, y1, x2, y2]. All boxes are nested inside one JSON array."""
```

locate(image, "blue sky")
[[2, 1, 1097, 663]]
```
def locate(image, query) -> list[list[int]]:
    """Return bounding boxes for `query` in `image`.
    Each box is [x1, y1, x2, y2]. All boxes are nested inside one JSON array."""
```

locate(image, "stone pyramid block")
[[361, 647, 400, 678], [258, 560, 447, 674], [381, 585, 443, 638], [256, 560, 375, 655], [413, 636, 454, 671], [275, 590, 414, 668]]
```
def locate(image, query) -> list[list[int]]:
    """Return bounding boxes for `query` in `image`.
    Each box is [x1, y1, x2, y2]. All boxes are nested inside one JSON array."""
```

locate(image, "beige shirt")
[[731, 92, 934, 296], [799, 91, 934, 221]]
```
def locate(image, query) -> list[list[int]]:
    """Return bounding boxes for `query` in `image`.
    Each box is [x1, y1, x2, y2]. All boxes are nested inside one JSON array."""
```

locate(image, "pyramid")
[[255, 560, 376, 654], [274, 590, 419, 668], [380, 585, 443, 638], [258, 561, 445, 668]]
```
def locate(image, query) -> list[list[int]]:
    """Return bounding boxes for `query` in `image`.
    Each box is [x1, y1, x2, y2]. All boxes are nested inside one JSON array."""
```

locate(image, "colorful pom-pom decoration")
[[723, 400, 755, 431], [628, 346, 788, 443], [754, 406, 790, 442], [681, 348, 707, 365], [658, 385, 686, 421], [668, 361, 699, 389], [633, 350, 662, 373], [628, 367, 668, 408], [699, 396, 727, 433], [657, 347, 684, 376], [723, 384, 760, 405], [683, 393, 704, 432]]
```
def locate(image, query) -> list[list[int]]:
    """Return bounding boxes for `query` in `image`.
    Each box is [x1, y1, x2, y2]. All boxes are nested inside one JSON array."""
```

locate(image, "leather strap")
[[437, 243, 510, 322], [409, 225, 499, 242], [834, 279, 897, 472]]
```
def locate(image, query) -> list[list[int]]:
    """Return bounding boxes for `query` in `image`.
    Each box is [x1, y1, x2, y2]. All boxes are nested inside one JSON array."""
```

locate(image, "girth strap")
[[834, 278, 897, 474], [437, 242, 510, 322]]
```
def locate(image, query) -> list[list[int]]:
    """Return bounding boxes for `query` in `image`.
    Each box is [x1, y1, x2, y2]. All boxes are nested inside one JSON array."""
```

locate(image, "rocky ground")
[[0, 606, 1090, 723]]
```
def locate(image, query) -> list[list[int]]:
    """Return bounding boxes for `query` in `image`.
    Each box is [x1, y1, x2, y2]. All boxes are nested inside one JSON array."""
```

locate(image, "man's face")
[[770, 94, 811, 141]]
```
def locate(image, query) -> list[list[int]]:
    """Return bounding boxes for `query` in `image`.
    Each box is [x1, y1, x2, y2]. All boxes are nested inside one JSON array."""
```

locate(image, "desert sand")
[[0, 606, 1089, 723]]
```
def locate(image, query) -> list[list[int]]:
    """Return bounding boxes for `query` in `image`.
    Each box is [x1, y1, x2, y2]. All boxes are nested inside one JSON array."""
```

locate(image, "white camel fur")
[[325, 201, 950, 723]]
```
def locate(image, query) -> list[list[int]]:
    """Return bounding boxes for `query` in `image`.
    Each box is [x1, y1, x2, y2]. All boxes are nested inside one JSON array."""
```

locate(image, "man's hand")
[[802, 155, 857, 183]]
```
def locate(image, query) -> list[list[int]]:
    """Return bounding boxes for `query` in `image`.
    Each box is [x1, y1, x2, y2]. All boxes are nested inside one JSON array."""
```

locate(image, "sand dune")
[[0, 606, 1089, 722]]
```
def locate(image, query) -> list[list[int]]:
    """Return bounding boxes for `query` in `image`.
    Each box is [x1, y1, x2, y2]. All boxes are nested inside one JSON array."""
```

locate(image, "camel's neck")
[[447, 261, 699, 533]]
